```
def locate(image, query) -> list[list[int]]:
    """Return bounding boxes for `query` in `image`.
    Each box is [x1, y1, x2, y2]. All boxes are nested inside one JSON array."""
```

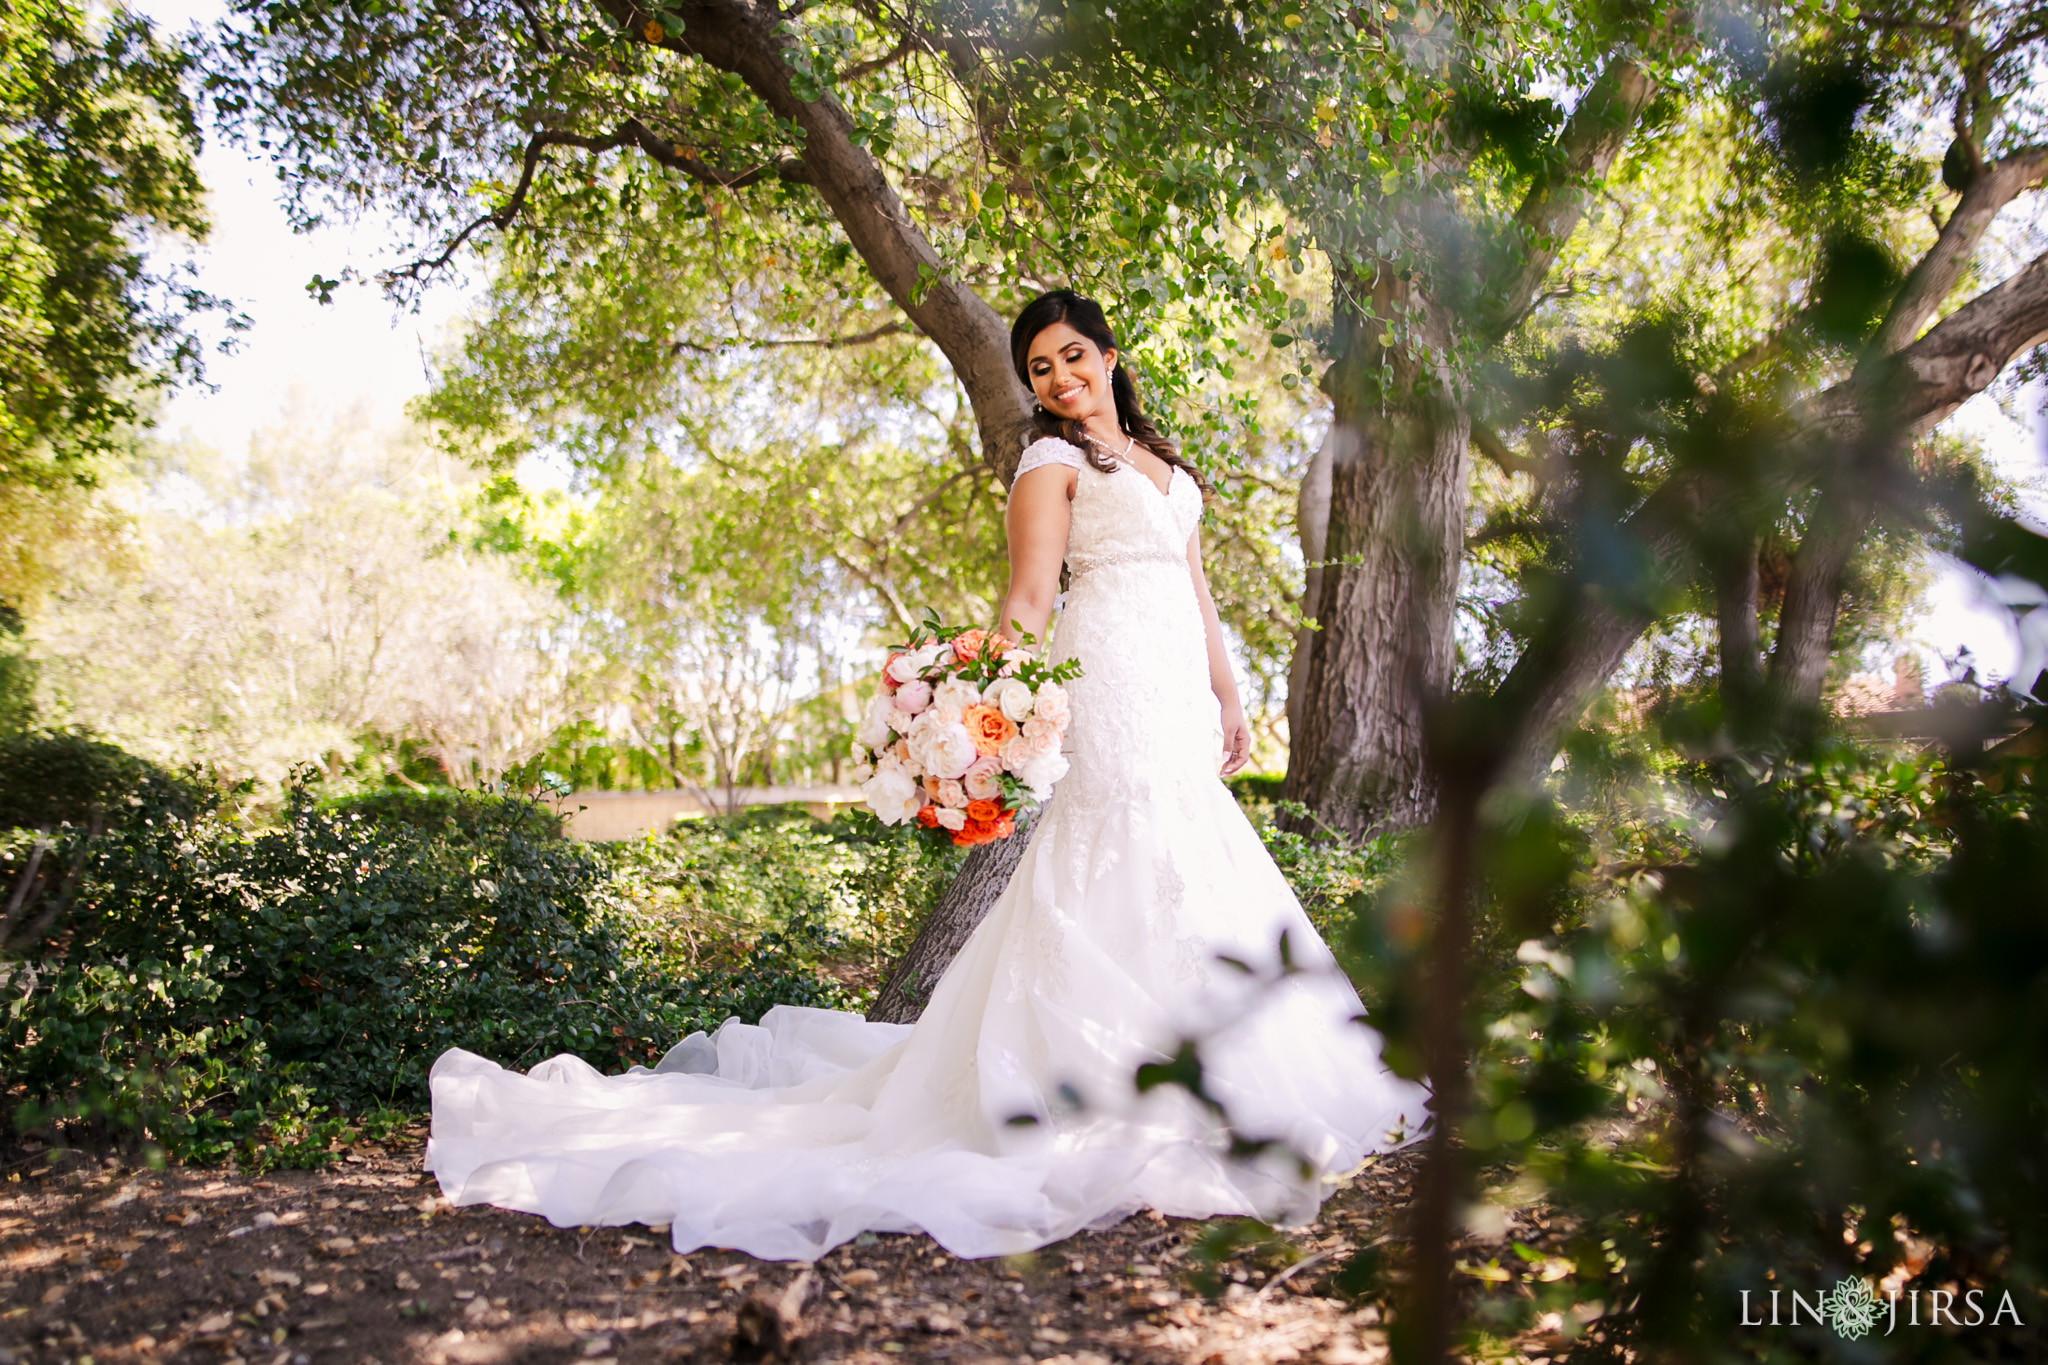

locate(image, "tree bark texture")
[[1279, 53, 1661, 838], [1285, 424, 1341, 750], [1281, 290, 1471, 838], [1714, 535, 1763, 707], [866, 807, 1036, 1024]]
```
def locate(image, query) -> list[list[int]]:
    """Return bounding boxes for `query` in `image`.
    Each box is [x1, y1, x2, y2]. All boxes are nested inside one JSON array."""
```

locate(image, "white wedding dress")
[[426, 436, 1430, 1260]]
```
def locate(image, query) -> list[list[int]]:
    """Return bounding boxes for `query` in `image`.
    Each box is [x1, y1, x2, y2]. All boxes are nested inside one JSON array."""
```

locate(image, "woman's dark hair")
[[1010, 290, 1210, 496]]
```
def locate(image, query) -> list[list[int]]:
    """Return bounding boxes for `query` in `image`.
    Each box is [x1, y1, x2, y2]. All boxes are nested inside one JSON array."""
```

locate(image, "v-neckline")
[[1116, 457, 1177, 500]]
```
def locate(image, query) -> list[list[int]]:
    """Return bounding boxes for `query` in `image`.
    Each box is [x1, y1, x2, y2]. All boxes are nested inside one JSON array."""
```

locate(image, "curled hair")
[[1010, 290, 1211, 497]]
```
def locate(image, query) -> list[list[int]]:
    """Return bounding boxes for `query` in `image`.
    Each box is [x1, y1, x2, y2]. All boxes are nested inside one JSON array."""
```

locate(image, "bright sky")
[[133, 0, 477, 460], [128, 0, 2048, 691]]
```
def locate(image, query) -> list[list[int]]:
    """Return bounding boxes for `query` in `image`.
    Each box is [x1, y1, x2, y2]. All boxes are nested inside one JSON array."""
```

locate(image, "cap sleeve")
[[1015, 436, 1088, 481]]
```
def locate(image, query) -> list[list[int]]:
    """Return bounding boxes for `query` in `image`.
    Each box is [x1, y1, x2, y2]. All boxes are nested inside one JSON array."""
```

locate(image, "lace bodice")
[[1016, 436, 1203, 574], [1016, 437, 1218, 827]]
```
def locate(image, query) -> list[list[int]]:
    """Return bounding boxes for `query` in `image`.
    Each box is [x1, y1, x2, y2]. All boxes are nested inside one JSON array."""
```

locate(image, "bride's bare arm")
[[1186, 531, 1251, 775], [998, 466, 1076, 645]]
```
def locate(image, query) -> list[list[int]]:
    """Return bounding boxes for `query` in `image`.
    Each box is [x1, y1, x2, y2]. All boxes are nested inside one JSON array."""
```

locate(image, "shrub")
[[0, 730, 209, 831], [603, 806, 961, 997], [3, 780, 847, 1166]]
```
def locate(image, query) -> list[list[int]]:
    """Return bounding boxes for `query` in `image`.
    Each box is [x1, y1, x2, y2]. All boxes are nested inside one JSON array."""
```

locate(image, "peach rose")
[[951, 629, 1012, 663], [962, 703, 1019, 757], [935, 807, 967, 831], [1001, 717, 1062, 767], [1030, 681, 1070, 728], [961, 755, 1003, 801], [935, 778, 968, 809]]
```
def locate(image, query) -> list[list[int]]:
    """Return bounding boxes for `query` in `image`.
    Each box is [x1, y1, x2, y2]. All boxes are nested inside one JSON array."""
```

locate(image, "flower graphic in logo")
[[1823, 1277, 1882, 1340]]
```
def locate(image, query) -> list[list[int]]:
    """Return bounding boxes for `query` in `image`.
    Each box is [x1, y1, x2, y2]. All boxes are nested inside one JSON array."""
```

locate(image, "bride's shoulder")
[[1016, 435, 1089, 481]]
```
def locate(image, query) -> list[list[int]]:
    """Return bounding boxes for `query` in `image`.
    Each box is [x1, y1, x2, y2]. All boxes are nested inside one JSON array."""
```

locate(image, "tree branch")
[[382, 120, 811, 285], [838, 31, 915, 84], [669, 321, 914, 354], [610, 0, 1034, 480], [1491, 244, 2048, 780], [1870, 143, 2048, 359], [1483, 55, 1659, 339]]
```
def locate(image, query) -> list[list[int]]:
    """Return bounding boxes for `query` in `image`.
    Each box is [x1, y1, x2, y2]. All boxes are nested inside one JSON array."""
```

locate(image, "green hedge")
[[2, 779, 848, 1167]]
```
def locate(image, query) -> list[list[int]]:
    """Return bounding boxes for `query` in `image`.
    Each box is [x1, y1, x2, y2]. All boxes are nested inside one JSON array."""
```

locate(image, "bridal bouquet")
[[851, 615, 1082, 847]]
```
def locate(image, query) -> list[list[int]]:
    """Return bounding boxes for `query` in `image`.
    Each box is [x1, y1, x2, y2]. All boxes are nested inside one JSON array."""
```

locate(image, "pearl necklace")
[[1088, 430, 1138, 461]]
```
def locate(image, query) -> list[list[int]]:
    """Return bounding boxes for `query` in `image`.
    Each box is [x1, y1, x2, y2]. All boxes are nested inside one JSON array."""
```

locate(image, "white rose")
[[1030, 681, 1070, 729], [861, 766, 921, 825], [885, 651, 924, 685], [934, 678, 981, 714], [983, 676, 1035, 723], [913, 643, 949, 672], [903, 709, 942, 772], [850, 761, 874, 785], [923, 721, 980, 781], [1014, 751, 1070, 801], [855, 693, 896, 751], [934, 806, 967, 831]]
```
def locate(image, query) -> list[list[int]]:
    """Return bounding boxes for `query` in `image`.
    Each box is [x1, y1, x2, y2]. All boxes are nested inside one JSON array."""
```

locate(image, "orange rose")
[[916, 805, 941, 829], [962, 704, 1018, 756], [951, 629, 1015, 663], [994, 813, 1016, 840], [951, 817, 1000, 847], [965, 798, 1002, 824]]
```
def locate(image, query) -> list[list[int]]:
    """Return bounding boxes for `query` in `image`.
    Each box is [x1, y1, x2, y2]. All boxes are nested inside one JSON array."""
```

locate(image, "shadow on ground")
[[0, 1129, 1431, 1365]]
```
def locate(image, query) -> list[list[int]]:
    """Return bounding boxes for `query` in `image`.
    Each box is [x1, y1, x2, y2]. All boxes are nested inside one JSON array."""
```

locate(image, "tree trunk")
[[594, 0, 1055, 1024], [1715, 534, 1762, 709], [867, 807, 1036, 1023], [1285, 424, 1341, 749], [1281, 290, 1470, 838], [1763, 492, 1875, 711]]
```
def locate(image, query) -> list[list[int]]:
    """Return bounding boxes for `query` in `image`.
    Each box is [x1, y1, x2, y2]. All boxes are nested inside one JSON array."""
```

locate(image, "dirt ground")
[[0, 1126, 1472, 1365]]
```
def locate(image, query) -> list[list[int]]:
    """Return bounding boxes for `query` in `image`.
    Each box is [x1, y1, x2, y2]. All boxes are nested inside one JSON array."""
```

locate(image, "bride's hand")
[[1219, 704, 1251, 775]]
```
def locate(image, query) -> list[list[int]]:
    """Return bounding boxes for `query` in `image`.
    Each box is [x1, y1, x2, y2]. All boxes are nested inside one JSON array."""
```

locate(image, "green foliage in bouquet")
[[894, 609, 1084, 694]]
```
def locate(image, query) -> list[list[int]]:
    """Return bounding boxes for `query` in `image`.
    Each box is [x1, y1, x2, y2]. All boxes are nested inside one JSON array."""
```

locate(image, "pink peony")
[[893, 678, 933, 715]]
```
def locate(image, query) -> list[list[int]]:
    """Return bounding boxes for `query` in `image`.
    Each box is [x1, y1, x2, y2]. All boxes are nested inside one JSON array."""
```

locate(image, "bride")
[[426, 290, 1429, 1260]]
